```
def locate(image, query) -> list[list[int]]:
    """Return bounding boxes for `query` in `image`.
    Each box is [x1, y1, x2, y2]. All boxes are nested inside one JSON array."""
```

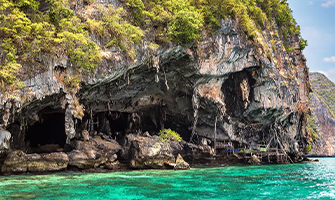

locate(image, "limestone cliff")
[[0, 0, 311, 173], [308, 72, 335, 156]]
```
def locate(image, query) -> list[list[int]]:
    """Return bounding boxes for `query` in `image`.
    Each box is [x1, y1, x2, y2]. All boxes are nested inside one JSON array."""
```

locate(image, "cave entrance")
[[25, 109, 66, 153], [107, 112, 130, 134], [222, 70, 256, 118]]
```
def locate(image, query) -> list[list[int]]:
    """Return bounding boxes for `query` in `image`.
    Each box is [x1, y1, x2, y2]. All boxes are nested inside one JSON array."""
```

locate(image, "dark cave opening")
[[107, 112, 130, 133], [89, 109, 192, 143], [164, 115, 192, 141], [222, 70, 256, 118], [106, 110, 163, 139], [25, 110, 67, 152]]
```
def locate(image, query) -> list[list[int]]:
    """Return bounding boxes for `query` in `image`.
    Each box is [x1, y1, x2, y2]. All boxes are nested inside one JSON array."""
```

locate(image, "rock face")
[[308, 73, 335, 156], [127, 135, 178, 169], [76, 21, 310, 159], [0, 1, 311, 174], [0, 129, 11, 154], [2, 150, 68, 173], [68, 136, 121, 169]]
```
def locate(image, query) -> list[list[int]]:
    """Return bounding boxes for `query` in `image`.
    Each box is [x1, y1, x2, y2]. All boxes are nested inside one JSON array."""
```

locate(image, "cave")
[[222, 70, 256, 118], [25, 109, 67, 153], [107, 112, 130, 133], [163, 115, 192, 141], [106, 110, 163, 138]]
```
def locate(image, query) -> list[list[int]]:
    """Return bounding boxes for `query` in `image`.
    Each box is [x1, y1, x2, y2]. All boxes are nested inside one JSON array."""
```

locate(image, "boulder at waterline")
[[1, 150, 69, 173]]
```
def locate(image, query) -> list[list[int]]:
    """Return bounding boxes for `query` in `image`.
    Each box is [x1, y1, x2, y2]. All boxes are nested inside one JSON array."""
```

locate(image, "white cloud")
[[323, 56, 335, 62], [321, 0, 335, 7], [308, 1, 314, 5]]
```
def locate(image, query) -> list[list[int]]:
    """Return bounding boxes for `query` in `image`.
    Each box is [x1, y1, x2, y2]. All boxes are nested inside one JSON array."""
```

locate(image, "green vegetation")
[[158, 128, 182, 143], [124, 0, 304, 45], [270, 39, 276, 52], [304, 143, 312, 153], [125, 0, 204, 43], [0, 0, 101, 91], [299, 38, 308, 50], [85, 5, 143, 59], [306, 113, 320, 141], [64, 75, 81, 93], [0, 0, 306, 91]]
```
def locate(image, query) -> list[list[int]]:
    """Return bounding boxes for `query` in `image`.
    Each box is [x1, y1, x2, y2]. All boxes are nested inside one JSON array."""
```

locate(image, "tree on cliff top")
[[0, 0, 306, 91]]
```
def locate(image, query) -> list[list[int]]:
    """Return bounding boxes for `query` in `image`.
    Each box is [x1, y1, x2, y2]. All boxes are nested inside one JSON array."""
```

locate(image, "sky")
[[287, 0, 335, 83]]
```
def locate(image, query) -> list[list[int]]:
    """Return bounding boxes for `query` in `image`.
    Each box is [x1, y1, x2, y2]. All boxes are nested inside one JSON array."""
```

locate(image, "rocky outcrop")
[[308, 72, 335, 156], [126, 135, 185, 169], [68, 150, 111, 169], [68, 136, 121, 169], [1, 150, 68, 173]]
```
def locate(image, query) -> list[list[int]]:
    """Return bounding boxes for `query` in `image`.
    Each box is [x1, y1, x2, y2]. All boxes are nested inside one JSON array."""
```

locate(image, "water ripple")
[[1, 158, 335, 199]]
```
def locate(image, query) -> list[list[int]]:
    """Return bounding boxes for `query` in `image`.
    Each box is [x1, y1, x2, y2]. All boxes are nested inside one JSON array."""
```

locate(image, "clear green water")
[[1, 158, 335, 200]]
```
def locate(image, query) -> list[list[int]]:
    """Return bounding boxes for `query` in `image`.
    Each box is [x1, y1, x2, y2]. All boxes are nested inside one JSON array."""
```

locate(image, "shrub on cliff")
[[125, 0, 203, 44], [0, 0, 307, 91], [0, 0, 102, 91], [158, 129, 182, 143], [85, 5, 144, 60]]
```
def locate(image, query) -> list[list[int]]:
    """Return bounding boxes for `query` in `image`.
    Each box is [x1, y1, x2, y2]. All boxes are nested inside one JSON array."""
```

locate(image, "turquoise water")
[[1, 158, 335, 200]]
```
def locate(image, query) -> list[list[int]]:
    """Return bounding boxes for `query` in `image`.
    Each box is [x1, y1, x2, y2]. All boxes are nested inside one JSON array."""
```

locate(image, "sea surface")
[[1, 158, 335, 200]]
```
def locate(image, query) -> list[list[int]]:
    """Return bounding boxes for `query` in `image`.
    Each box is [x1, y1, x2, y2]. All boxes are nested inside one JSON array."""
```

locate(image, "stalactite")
[[163, 69, 169, 90]]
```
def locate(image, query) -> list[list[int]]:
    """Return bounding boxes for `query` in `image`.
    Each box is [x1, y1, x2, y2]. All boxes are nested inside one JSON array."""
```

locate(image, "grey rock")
[[0, 129, 11, 153]]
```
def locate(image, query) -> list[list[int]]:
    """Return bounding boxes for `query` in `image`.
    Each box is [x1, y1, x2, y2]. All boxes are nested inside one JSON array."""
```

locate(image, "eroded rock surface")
[[68, 136, 121, 169], [128, 135, 176, 169], [0, 129, 11, 154], [121, 134, 192, 169], [2, 150, 68, 173], [0, 15, 311, 174]]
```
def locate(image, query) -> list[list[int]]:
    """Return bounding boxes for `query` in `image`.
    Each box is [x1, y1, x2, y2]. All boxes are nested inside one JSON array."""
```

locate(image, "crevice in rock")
[[222, 69, 256, 119]]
